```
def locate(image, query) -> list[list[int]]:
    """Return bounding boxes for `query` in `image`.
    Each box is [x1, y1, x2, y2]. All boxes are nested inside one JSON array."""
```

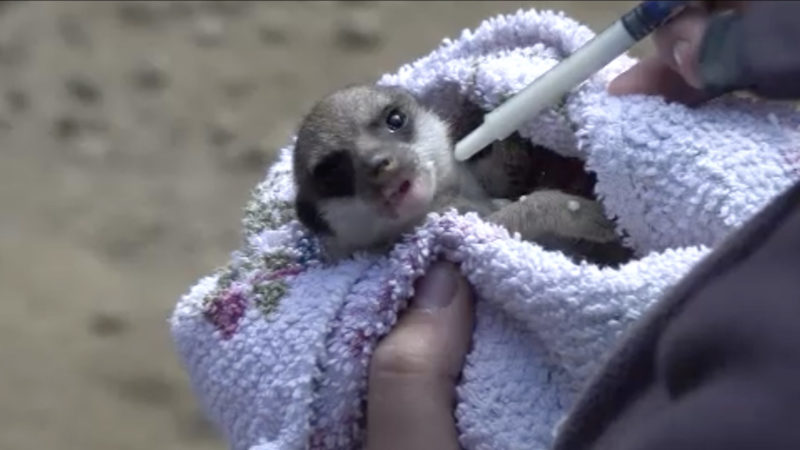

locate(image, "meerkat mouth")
[[380, 177, 413, 211], [383, 179, 412, 204], [378, 171, 433, 219]]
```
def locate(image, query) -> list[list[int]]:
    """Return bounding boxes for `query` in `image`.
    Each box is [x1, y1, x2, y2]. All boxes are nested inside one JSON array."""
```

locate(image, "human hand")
[[608, 1, 748, 105], [365, 261, 474, 450]]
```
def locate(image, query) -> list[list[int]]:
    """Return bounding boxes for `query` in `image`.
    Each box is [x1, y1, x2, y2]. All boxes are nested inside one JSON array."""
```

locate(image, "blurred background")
[[0, 1, 639, 449]]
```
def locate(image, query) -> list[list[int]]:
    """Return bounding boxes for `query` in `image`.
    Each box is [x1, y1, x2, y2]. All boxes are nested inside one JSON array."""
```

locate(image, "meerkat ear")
[[366, 83, 417, 101], [340, 82, 366, 91], [295, 195, 333, 236]]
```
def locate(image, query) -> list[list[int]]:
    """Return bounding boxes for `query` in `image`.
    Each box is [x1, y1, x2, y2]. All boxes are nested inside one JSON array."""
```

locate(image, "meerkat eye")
[[385, 108, 406, 131]]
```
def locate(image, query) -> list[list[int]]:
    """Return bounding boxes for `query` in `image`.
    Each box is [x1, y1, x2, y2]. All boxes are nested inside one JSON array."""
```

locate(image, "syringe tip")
[[454, 126, 496, 161]]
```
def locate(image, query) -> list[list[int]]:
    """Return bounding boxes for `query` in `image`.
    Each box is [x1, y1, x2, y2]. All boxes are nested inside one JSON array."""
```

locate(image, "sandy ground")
[[0, 2, 640, 449]]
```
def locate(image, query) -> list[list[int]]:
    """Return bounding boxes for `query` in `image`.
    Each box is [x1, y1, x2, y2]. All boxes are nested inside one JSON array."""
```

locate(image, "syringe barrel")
[[454, 1, 690, 161], [483, 20, 637, 140]]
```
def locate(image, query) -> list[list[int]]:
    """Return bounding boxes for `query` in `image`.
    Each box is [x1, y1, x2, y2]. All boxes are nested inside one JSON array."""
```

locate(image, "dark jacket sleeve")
[[551, 180, 800, 450], [614, 181, 800, 450], [698, 1, 800, 99], [551, 4, 800, 449]]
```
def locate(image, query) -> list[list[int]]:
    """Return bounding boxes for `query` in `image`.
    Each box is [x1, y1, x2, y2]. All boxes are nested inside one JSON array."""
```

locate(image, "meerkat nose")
[[369, 154, 398, 178]]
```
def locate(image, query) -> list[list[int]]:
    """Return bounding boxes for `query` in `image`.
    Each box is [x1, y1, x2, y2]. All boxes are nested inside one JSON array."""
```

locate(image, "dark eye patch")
[[311, 150, 355, 198], [295, 197, 332, 235]]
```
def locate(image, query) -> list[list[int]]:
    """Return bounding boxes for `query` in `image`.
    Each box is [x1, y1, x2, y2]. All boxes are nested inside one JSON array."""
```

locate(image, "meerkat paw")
[[491, 198, 513, 210], [485, 189, 635, 266], [486, 190, 620, 243]]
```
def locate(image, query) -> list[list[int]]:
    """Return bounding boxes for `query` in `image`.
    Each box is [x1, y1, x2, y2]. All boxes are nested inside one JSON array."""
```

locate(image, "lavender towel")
[[170, 8, 800, 450]]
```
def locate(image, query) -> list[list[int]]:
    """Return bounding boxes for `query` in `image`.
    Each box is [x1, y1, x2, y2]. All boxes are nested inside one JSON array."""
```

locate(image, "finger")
[[650, 6, 711, 89], [366, 261, 475, 450], [608, 54, 716, 105], [608, 5, 713, 100], [371, 261, 475, 378]]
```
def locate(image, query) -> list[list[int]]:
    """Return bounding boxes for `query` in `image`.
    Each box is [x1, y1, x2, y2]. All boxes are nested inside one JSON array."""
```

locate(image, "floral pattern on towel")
[[202, 191, 322, 339]]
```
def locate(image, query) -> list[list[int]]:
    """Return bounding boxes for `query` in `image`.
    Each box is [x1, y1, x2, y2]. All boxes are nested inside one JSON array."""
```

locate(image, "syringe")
[[454, 1, 689, 162]]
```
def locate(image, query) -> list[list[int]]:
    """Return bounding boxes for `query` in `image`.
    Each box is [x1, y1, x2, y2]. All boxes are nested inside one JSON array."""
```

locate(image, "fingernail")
[[672, 40, 704, 89], [412, 262, 458, 310], [673, 40, 690, 70]]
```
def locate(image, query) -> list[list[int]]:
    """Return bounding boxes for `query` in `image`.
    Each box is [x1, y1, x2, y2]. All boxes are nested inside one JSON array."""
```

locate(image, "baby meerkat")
[[291, 84, 632, 265]]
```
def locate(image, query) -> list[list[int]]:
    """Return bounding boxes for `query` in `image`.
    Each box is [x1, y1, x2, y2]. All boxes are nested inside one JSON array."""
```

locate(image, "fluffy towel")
[[170, 8, 800, 450]]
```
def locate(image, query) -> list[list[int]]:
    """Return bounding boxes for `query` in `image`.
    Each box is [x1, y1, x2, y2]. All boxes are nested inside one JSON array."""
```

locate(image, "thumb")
[[371, 260, 474, 379], [607, 6, 717, 104], [366, 261, 474, 450]]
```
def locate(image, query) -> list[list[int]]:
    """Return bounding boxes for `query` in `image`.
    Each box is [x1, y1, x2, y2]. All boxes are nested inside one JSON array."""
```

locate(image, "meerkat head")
[[291, 84, 456, 258]]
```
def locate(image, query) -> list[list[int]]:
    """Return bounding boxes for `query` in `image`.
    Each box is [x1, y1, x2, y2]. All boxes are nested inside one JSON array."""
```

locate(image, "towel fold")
[[170, 8, 800, 450]]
